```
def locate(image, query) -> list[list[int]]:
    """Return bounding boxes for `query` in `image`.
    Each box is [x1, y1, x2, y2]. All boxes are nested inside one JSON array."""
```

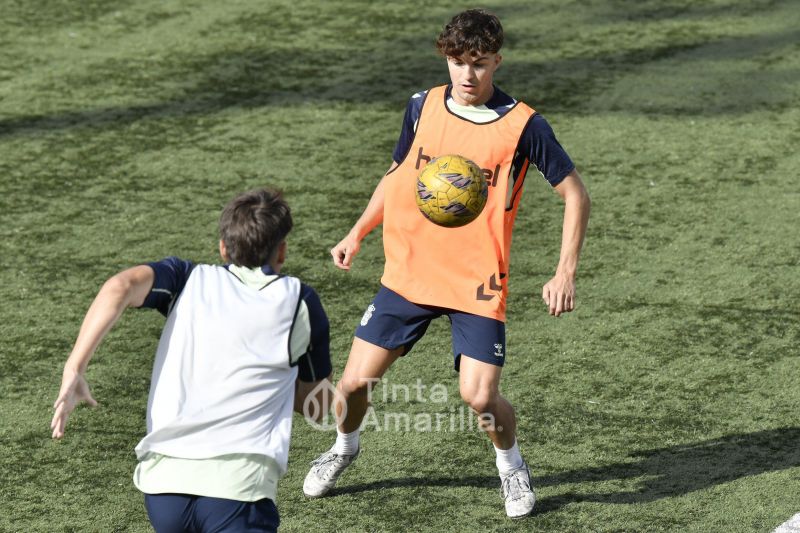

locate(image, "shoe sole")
[[508, 508, 534, 520], [302, 481, 334, 499]]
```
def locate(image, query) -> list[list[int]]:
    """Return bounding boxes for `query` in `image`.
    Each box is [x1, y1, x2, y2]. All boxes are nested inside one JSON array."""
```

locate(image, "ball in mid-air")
[[415, 154, 488, 228]]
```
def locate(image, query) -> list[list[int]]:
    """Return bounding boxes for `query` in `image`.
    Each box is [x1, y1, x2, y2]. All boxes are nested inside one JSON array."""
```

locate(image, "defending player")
[[303, 9, 591, 519], [51, 188, 332, 532]]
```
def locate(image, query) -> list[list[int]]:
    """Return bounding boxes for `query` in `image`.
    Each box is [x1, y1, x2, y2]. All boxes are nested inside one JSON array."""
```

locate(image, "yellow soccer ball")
[[415, 154, 488, 228]]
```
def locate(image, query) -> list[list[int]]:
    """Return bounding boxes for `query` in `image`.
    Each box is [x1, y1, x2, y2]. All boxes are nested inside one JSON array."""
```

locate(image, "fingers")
[[331, 240, 358, 271], [50, 375, 98, 438], [541, 284, 576, 317], [332, 250, 350, 270], [51, 396, 72, 439], [565, 293, 575, 313], [51, 408, 67, 439], [50, 395, 98, 438], [554, 292, 576, 316], [342, 247, 354, 269], [554, 293, 564, 316], [53, 393, 66, 410], [542, 285, 559, 316], [331, 247, 347, 269]]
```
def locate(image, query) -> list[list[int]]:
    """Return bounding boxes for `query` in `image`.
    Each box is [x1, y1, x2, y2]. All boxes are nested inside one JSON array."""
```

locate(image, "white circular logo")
[[302, 380, 346, 431]]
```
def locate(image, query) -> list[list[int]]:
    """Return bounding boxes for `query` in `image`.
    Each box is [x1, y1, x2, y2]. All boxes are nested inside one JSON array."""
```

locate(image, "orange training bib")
[[381, 85, 535, 321]]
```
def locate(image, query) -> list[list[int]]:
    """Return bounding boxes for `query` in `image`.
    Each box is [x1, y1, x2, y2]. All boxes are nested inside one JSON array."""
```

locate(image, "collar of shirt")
[[225, 264, 279, 290]]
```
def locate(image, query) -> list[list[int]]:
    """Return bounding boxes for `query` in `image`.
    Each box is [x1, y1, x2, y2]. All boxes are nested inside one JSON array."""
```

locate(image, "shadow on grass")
[[1, 18, 798, 139], [533, 427, 800, 513], [330, 475, 498, 497], [327, 428, 800, 512], [591, 0, 788, 23]]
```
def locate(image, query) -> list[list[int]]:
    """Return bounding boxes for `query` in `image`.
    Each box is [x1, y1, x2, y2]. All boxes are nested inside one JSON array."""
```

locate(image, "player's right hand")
[[331, 233, 361, 270], [51, 368, 97, 439]]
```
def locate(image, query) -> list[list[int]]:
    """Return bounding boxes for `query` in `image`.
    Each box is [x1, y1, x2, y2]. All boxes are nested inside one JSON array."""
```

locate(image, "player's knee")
[[460, 387, 497, 414], [337, 374, 373, 398]]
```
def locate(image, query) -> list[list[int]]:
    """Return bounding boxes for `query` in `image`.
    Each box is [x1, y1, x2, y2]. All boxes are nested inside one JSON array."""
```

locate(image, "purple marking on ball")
[[439, 172, 473, 189], [442, 201, 473, 217], [417, 179, 434, 200]]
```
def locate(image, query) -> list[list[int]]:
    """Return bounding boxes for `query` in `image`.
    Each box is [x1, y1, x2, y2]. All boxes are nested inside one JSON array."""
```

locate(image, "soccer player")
[[51, 188, 332, 532], [303, 9, 590, 519]]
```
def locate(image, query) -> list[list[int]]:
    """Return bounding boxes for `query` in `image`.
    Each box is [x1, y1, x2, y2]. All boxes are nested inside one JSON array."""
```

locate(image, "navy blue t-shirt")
[[393, 85, 575, 188], [140, 257, 332, 383]]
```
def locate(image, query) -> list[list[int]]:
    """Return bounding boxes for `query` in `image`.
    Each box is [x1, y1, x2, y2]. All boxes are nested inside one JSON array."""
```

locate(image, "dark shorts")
[[355, 285, 506, 371], [144, 494, 279, 533]]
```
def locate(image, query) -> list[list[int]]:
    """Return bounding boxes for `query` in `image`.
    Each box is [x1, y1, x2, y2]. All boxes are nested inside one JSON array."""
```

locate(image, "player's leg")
[[450, 313, 535, 518], [303, 337, 401, 498], [303, 286, 436, 498], [336, 337, 404, 433], [459, 356, 535, 518], [458, 356, 516, 448]]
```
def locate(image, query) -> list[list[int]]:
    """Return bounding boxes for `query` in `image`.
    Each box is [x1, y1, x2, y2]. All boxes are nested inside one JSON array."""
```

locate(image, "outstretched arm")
[[331, 162, 398, 270], [51, 265, 154, 438], [542, 169, 591, 316]]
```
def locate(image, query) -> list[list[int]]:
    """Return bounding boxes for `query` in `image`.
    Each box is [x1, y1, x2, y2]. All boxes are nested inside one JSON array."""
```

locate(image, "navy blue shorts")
[[355, 285, 506, 371], [144, 494, 279, 533]]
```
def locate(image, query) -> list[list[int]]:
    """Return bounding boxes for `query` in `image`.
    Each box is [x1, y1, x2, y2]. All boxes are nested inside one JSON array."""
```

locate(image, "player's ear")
[[495, 53, 503, 68], [219, 239, 230, 262]]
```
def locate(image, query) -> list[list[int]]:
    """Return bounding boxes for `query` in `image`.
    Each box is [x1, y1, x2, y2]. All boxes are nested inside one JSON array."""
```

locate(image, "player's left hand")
[[541, 273, 576, 317], [51, 368, 97, 439]]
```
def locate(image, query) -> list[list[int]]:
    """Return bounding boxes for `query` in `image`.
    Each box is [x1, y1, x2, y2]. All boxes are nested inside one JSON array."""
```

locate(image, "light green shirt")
[[446, 96, 512, 123], [134, 452, 282, 501]]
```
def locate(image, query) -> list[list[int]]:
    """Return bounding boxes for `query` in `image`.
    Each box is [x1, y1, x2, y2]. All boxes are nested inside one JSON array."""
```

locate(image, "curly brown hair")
[[219, 187, 293, 268], [435, 8, 504, 58]]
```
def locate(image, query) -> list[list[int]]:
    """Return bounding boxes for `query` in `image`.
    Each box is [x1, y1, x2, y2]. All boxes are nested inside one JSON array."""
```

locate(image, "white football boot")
[[500, 462, 536, 519], [303, 447, 359, 498]]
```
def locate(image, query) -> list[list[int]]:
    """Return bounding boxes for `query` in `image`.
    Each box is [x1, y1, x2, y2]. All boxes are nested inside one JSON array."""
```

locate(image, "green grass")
[[2, 0, 799, 531]]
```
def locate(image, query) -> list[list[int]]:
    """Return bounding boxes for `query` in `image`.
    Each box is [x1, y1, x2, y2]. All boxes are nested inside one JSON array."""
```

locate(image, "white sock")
[[333, 428, 360, 455], [495, 440, 524, 475]]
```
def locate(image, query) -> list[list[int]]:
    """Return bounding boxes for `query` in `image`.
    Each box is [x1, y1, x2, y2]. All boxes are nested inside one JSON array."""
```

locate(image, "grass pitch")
[[1, 0, 799, 531]]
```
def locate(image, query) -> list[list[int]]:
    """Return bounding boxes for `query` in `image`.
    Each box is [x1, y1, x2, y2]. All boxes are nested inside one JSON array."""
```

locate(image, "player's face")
[[446, 52, 502, 107]]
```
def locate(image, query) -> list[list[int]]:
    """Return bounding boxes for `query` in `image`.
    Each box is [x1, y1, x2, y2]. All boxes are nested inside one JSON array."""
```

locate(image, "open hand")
[[51, 368, 97, 439]]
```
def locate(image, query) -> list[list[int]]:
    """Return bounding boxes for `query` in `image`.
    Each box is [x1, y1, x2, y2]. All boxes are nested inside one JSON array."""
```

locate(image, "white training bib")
[[135, 265, 302, 474]]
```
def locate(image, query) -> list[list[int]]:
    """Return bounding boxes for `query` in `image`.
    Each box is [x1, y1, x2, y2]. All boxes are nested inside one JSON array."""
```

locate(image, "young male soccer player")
[[303, 9, 590, 519], [51, 188, 332, 532]]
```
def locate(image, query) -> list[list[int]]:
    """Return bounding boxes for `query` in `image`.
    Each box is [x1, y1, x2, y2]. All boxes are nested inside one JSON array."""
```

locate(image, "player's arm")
[[292, 284, 334, 422], [295, 373, 334, 422], [51, 265, 154, 438], [542, 169, 591, 316], [332, 91, 423, 270], [331, 161, 398, 270]]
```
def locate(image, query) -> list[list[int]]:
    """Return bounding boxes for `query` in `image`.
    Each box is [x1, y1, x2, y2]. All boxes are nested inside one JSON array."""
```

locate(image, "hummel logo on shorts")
[[360, 304, 376, 326]]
